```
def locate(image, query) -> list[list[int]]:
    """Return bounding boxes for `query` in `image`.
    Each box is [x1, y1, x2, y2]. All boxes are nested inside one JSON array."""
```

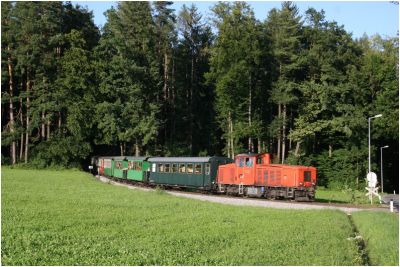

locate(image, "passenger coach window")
[[135, 162, 142, 171], [158, 164, 164, 172], [116, 162, 122, 169], [205, 163, 210, 175], [172, 164, 178, 173], [304, 171, 311, 182], [195, 164, 202, 174], [165, 164, 170, 173], [179, 164, 186, 173], [187, 164, 194, 174]]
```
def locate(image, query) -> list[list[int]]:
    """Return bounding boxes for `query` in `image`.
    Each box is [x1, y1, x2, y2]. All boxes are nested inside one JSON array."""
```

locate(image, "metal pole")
[[368, 117, 371, 174], [380, 146, 383, 194]]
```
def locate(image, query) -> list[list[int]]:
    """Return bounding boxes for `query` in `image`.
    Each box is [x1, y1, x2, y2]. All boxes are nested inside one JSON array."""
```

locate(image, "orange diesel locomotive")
[[217, 153, 317, 201]]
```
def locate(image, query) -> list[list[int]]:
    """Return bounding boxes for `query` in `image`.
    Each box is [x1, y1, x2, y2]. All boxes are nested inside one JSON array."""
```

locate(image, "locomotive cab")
[[217, 152, 317, 201]]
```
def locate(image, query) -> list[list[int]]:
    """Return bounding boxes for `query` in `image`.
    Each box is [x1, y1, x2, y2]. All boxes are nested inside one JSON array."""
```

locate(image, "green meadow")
[[1, 168, 398, 265]]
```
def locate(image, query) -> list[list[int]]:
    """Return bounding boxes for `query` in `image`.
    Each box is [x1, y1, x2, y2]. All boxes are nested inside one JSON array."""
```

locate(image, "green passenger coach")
[[126, 157, 150, 182], [112, 156, 126, 179], [147, 157, 233, 190]]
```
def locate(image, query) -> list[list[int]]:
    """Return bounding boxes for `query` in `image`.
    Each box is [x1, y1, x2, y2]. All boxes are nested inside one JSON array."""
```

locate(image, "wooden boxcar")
[[126, 156, 150, 182], [147, 157, 233, 190]]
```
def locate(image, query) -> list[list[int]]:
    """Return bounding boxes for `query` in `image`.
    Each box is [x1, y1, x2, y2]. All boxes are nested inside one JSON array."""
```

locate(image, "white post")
[[390, 200, 394, 212]]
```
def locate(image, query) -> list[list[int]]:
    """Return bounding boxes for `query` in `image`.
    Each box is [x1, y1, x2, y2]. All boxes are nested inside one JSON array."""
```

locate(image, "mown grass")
[[0, 168, 379, 265], [351, 211, 399, 266]]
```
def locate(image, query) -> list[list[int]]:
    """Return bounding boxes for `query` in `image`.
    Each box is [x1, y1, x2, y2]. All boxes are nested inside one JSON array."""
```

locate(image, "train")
[[92, 153, 317, 201]]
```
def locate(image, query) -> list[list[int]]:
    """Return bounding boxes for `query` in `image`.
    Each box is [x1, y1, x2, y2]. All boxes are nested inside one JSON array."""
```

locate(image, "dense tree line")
[[1, 1, 398, 191]]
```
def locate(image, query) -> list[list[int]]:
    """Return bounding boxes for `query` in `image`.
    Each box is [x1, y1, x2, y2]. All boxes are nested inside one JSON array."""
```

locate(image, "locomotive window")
[[245, 158, 253, 167], [179, 164, 186, 173], [304, 171, 311, 182], [236, 158, 245, 167], [205, 163, 210, 175], [165, 164, 170, 173], [172, 164, 178, 173], [187, 164, 194, 174], [257, 157, 263, 164], [158, 164, 164, 172], [195, 164, 202, 174]]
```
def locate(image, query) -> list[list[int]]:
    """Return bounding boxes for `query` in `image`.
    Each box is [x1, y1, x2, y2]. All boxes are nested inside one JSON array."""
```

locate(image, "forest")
[[1, 1, 398, 191]]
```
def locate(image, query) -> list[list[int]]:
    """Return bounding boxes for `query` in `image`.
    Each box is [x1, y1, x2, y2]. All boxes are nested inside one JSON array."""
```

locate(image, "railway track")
[[96, 175, 391, 213]]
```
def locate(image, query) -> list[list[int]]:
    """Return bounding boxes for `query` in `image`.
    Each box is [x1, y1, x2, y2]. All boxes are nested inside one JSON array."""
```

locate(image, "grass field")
[[316, 187, 382, 204], [351, 211, 399, 266], [1, 168, 398, 265]]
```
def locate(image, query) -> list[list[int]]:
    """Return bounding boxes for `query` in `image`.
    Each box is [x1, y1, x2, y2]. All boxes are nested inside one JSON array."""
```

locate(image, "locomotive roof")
[[148, 156, 226, 163], [269, 164, 315, 169], [236, 153, 262, 157]]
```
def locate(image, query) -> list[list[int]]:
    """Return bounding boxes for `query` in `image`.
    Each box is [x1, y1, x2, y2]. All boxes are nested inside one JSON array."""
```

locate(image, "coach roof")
[[148, 157, 219, 163]]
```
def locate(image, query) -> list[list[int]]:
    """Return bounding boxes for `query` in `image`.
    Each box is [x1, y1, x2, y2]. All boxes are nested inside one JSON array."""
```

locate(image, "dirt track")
[[97, 175, 391, 213]]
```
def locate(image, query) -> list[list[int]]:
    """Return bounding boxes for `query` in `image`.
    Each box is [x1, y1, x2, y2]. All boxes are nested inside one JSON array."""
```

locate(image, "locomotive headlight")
[[299, 182, 303, 186]]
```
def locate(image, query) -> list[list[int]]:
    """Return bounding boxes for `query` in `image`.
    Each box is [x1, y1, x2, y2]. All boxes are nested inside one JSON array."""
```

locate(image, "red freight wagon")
[[217, 153, 317, 201]]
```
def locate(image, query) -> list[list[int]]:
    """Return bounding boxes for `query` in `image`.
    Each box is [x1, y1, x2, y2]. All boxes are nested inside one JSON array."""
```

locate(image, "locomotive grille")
[[230, 168, 235, 183], [263, 170, 268, 183], [304, 171, 311, 182]]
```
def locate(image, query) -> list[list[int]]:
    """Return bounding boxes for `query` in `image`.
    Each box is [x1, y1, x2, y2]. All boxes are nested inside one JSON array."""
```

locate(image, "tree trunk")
[[294, 141, 301, 157], [229, 112, 235, 158], [170, 52, 176, 141], [277, 104, 281, 163], [163, 52, 169, 100], [41, 112, 46, 139], [120, 142, 124, 156], [189, 51, 194, 155], [47, 119, 50, 140], [24, 78, 31, 163], [257, 138, 261, 153], [58, 111, 62, 133], [163, 51, 169, 143], [282, 104, 287, 164], [227, 118, 231, 159], [135, 139, 140, 157], [248, 75, 252, 152], [7, 46, 16, 164], [329, 144, 332, 158], [19, 96, 24, 161]]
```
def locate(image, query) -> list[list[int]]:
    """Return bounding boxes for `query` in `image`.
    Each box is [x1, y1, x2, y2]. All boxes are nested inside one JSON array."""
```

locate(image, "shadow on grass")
[[314, 198, 349, 204]]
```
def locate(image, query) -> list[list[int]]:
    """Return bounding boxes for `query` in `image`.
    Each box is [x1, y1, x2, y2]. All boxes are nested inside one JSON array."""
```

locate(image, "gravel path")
[[97, 175, 389, 213]]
